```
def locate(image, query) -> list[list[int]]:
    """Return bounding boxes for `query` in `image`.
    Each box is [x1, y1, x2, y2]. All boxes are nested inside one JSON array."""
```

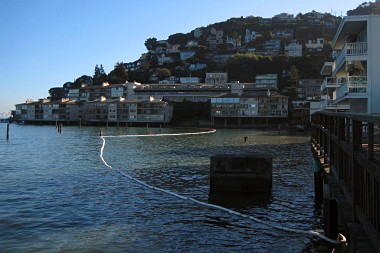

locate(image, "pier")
[[311, 112, 380, 252]]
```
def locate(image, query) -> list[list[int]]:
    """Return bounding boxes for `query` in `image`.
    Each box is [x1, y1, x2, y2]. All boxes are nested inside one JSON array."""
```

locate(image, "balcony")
[[321, 98, 350, 111], [335, 75, 368, 101], [321, 77, 346, 93], [333, 42, 368, 74]]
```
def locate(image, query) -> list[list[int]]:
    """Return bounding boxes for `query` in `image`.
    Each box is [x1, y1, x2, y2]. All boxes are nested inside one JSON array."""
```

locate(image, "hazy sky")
[[0, 0, 364, 115]]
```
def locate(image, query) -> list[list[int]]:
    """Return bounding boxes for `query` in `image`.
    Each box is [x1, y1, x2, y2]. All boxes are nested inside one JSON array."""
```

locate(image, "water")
[[0, 124, 332, 252]]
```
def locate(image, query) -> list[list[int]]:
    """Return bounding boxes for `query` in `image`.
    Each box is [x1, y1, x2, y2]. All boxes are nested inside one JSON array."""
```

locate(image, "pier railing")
[[311, 111, 380, 252]]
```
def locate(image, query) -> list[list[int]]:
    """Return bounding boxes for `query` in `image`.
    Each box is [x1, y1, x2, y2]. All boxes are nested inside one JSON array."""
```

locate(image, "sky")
[[0, 0, 365, 116]]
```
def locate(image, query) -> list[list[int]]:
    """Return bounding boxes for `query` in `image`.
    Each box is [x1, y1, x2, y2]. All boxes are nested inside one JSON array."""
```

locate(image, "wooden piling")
[[57, 123, 62, 134], [6, 123, 9, 140]]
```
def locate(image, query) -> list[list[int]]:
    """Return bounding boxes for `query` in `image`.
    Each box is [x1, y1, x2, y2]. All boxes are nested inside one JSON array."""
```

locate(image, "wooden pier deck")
[[311, 112, 380, 252]]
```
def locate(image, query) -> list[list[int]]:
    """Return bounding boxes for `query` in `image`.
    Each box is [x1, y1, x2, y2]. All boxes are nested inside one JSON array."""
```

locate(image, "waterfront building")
[[291, 99, 322, 124], [320, 15, 380, 114], [78, 82, 129, 102], [129, 80, 279, 104], [84, 96, 172, 124], [13, 98, 82, 123], [13, 91, 172, 125], [66, 82, 141, 102], [210, 91, 288, 126], [131, 83, 229, 103]]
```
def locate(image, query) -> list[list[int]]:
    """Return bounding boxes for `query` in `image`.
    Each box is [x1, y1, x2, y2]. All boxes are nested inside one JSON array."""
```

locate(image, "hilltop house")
[[207, 28, 224, 50], [305, 38, 325, 52], [245, 29, 258, 44], [285, 41, 303, 57]]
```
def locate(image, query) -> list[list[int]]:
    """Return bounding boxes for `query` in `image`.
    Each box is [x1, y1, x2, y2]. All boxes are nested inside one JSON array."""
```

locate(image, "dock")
[[311, 111, 380, 252]]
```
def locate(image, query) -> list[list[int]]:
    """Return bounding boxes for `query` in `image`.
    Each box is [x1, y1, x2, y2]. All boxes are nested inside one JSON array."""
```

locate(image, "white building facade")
[[320, 15, 380, 114]]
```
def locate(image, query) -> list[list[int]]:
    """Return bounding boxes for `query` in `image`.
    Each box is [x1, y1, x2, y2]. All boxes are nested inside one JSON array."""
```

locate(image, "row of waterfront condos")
[[12, 14, 380, 125], [12, 76, 289, 126]]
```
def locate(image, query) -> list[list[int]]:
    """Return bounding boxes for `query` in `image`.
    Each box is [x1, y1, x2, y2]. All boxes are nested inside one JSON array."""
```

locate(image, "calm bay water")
[[0, 124, 331, 252]]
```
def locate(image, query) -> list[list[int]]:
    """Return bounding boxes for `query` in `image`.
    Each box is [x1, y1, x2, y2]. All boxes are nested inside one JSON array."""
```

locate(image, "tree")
[[230, 31, 241, 49], [347, 1, 380, 15], [73, 75, 92, 88], [168, 33, 191, 46], [155, 68, 171, 80], [48, 87, 65, 101], [144, 37, 158, 51], [227, 53, 259, 82], [290, 65, 299, 82], [263, 31, 274, 41], [93, 64, 107, 86], [107, 62, 128, 84]]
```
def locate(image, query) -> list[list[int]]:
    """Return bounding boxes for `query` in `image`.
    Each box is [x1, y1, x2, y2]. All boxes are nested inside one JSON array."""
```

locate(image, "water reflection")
[[208, 191, 272, 209]]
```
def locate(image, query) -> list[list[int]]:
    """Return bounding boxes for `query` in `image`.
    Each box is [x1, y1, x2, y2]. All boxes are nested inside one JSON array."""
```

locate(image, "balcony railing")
[[335, 75, 367, 100], [321, 77, 346, 93], [321, 99, 350, 111], [334, 42, 368, 73]]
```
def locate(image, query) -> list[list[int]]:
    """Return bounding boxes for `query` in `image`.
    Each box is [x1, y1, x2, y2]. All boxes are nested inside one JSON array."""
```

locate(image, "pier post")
[[324, 198, 338, 239], [313, 157, 323, 204], [6, 123, 9, 140]]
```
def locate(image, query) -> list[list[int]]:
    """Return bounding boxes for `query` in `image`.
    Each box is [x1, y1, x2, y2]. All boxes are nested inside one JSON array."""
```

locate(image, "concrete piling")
[[210, 153, 272, 194]]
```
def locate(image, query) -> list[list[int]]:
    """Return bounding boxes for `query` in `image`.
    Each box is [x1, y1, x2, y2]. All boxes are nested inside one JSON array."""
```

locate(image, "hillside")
[[126, 11, 340, 91], [54, 2, 380, 100]]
